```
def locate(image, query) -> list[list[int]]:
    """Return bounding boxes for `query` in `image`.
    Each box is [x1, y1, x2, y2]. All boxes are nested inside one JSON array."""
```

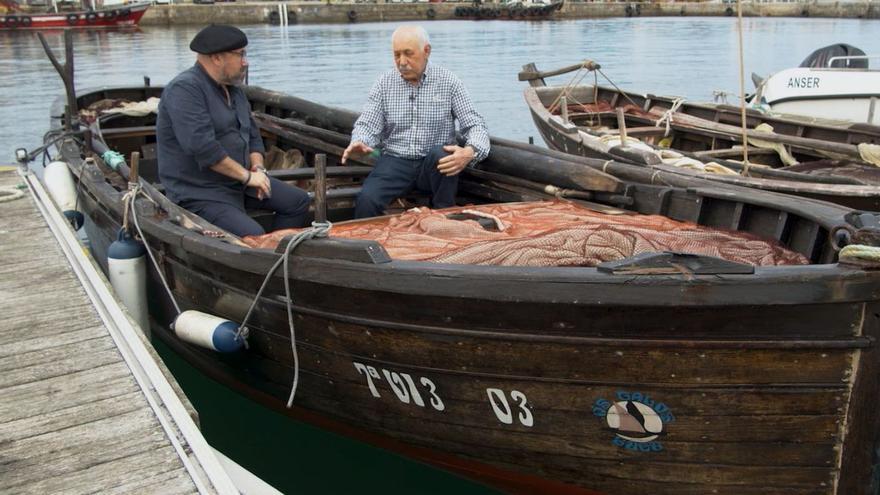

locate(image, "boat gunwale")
[[50, 87, 880, 309]]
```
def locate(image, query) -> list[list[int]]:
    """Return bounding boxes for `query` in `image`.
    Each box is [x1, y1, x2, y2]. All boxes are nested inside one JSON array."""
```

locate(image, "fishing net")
[[245, 201, 807, 267]]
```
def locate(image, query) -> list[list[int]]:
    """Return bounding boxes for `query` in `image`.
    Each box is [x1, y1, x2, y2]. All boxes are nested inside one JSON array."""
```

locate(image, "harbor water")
[[2, 16, 879, 494]]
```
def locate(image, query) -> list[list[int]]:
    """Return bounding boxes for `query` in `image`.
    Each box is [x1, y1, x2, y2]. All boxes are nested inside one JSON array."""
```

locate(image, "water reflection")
[[3, 18, 880, 162]]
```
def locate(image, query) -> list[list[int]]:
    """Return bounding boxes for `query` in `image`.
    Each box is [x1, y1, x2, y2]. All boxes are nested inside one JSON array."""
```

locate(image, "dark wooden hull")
[[51, 85, 880, 495], [521, 65, 880, 211]]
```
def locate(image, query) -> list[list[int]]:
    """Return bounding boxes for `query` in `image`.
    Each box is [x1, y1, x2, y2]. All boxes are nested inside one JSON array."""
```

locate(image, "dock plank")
[[0, 325, 107, 357], [0, 363, 137, 424], [0, 390, 145, 443], [0, 169, 212, 494]]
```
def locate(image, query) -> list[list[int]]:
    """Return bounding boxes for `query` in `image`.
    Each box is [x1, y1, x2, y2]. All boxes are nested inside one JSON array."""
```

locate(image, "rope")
[[735, 0, 751, 176], [653, 98, 685, 137], [0, 185, 25, 203], [547, 61, 597, 115], [839, 244, 880, 267], [128, 184, 182, 316], [232, 222, 332, 407], [126, 171, 333, 404], [597, 68, 640, 108]]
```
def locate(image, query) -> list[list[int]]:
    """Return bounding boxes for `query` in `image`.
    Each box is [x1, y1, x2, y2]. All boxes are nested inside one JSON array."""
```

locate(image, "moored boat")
[[0, 1, 149, 30], [453, 0, 563, 20], [521, 60, 880, 211], [39, 80, 880, 495], [750, 43, 880, 125]]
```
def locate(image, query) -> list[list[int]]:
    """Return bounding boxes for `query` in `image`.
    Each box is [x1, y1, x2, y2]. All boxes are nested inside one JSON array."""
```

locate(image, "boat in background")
[[0, 0, 149, 29], [453, 0, 563, 19], [750, 43, 880, 125], [520, 60, 880, 211]]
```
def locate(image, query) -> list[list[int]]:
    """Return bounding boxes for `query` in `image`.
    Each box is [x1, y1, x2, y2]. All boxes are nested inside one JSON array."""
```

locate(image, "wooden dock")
[[0, 167, 238, 494]]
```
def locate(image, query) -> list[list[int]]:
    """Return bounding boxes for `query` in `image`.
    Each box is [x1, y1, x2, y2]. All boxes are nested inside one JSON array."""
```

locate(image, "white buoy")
[[173, 310, 244, 353], [108, 229, 150, 335], [43, 160, 84, 230]]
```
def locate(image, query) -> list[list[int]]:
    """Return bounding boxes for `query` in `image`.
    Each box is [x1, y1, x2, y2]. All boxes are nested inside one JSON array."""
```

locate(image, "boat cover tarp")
[[245, 201, 808, 267], [799, 44, 867, 69]]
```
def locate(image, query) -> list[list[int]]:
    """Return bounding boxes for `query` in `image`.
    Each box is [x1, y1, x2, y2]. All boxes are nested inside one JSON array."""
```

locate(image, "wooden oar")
[[518, 60, 601, 81]]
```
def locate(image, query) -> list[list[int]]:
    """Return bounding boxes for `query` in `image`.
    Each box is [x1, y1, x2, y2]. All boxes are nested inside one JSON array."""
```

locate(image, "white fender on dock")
[[43, 160, 84, 230], [108, 230, 149, 335], [173, 310, 244, 353]]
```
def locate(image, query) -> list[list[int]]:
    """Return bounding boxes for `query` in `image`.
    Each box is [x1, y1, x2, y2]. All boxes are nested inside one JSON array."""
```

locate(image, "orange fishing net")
[[244, 201, 808, 267]]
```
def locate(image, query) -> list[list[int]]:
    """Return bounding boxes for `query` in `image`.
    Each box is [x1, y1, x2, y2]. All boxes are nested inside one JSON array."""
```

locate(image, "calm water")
[[3, 17, 880, 494], [3, 18, 880, 162]]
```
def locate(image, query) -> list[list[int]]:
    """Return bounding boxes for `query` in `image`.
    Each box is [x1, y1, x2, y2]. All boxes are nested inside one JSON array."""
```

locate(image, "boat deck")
[[0, 167, 237, 494]]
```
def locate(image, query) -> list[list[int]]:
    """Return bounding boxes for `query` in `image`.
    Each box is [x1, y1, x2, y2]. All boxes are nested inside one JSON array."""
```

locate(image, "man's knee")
[[425, 145, 450, 166], [354, 189, 386, 217], [272, 181, 310, 216]]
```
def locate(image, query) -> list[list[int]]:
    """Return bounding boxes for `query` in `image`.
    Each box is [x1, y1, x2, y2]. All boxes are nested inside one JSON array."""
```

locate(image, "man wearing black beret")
[[157, 24, 310, 237]]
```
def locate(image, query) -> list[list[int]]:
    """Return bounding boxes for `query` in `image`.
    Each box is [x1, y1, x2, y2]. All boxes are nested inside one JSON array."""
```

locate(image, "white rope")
[[653, 98, 685, 137], [839, 244, 880, 267], [0, 185, 24, 203]]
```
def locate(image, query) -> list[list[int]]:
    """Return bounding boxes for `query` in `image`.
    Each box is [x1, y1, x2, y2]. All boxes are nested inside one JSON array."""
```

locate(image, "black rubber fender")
[[267, 10, 280, 24], [85, 12, 97, 23], [20, 15, 31, 26], [426, 7, 435, 18], [347, 9, 358, 21], [725, 6, 734, 16]]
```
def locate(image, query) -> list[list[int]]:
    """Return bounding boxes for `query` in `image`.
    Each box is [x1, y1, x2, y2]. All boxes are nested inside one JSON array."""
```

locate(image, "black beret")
[[190, 24, 247, 55]]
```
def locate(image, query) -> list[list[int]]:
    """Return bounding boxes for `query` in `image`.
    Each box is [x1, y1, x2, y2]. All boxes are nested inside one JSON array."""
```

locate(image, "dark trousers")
[[182, 177, 310, 237], [354, 145, 458, 219]]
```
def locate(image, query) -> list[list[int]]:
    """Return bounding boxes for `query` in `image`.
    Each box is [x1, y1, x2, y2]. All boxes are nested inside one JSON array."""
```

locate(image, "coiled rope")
[[839, 244, 880, 267]]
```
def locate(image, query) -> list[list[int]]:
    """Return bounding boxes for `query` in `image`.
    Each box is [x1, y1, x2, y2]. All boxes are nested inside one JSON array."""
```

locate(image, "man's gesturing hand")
[[342, 141, 373, 164]]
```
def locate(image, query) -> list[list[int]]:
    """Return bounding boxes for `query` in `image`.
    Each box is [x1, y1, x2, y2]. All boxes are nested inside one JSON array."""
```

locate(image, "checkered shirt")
[[351, 64, 490, 164]]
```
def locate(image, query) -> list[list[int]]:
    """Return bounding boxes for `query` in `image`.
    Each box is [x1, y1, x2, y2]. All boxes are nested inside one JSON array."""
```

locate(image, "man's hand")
[[246, 168, 271, 200], [342, 141, 373, 164], [437, 145, 474, 176]]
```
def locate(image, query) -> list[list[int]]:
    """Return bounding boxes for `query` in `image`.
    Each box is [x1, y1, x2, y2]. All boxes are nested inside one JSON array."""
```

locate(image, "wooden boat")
[[43, 81, 880, 495], [0, 0, 148, 30], [520, 61, 880, 211]]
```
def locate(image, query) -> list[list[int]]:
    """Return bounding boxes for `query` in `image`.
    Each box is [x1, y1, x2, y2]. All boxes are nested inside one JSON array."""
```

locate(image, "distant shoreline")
[[140, 1, 880, 26]]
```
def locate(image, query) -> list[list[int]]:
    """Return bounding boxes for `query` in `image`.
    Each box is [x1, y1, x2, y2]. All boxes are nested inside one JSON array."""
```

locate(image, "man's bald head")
[[391, 25, 431, 84]]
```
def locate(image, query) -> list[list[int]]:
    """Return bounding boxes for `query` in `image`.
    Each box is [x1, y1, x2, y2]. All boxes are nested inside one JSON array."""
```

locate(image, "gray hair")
[[392, 25, 430, 49]]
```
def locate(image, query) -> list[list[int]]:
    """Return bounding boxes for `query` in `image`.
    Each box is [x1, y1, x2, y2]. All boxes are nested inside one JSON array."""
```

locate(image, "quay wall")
[[140, 1, 880, 25]]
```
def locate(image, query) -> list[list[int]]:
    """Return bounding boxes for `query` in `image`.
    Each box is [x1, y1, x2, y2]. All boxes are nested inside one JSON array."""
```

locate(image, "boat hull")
[[53, 85, 880, 495], [758, 68, 880, 125]]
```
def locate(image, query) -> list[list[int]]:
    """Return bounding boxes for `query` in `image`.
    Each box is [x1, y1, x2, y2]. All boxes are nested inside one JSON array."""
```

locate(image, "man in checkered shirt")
[[342, 25, 490, 219]]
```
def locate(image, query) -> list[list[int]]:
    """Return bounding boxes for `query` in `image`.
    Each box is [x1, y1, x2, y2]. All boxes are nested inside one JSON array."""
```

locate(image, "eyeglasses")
[[227, 49, 248, 60]]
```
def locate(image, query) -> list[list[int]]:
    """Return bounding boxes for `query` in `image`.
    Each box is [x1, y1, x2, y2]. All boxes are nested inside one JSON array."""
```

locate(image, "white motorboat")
[[750, 44, 880, 125]]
